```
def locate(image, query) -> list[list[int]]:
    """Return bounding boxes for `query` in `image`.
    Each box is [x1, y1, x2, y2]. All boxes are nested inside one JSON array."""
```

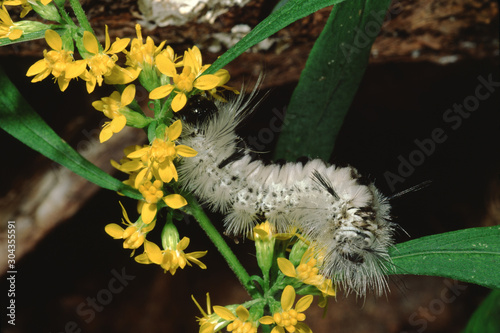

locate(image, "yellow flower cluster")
[[21, 24, 227, 274], [194, 285, 314, 333]]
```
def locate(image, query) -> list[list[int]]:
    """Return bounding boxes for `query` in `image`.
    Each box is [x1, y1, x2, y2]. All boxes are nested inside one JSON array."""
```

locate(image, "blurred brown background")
[[0, 0, 499, 332]]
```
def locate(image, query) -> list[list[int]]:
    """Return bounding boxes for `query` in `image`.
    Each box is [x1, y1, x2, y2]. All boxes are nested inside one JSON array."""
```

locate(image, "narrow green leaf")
[[0, 28, 60, 47], [206, 0, 345, 74], [274, 0, 392, 160], [464, 289, 500, 333], [0, 66, 141, 200], [389, 226, 500, 289]]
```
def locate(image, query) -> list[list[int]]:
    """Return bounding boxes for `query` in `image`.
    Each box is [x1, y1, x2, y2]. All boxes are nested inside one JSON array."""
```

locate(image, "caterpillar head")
[[305, 170, 394, 296], [177, 95, 218, 124]]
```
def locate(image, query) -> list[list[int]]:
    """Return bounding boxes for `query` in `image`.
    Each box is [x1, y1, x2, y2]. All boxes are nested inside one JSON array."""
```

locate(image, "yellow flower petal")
[[45, 29, 62, 50], [213, 306, 236, 321], [171, 92, 187, 112], [121, 84, 136, 106], [26, 59, 46, 77], [83, 30, 99, 54], [9, 29, 22, 40], [277, 258, 297, 278], [236, 305, 250, 321], [176, 145, 197, 157], [144, 240, 163, 264], [156, 53, 178, 77], [149, 85, 174, 100], [158, 163, 174, 183], [105, 223, 125, 239], [141, 202, 157, 224], [57, 77, 70, 92], [177, 237, 190, 251], [111, 115, 127, 132], [99, 124, 113, 143], [281, 285, 295, 312], [65, 60, 87, 79], [194, 74, 220, 90], [295, 295, 313, 313], [134, 168, 149, 188], [92, 100, 104, 111], [127, 147, 149, 158], [200, 323, 216, 333], [166, 119, 182, 141], [108, 37, 130, 54], [163, 194, 187, 209], [215, 69, 230, 85], [259, 316, 275, 325], [134, 253, 151, 264], [119, 201, 131, 223]]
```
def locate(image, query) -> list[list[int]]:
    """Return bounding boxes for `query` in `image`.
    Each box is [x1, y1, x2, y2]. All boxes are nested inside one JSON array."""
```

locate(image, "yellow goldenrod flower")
[[104, 202, 155, 255], [124, 23, 167, 70], [192, 293, 228, 333], [251, 221, 276, 276], [137, 180, 188, 224], [259, 285, 313, 333], [80, 26, 131, 93], [26, 29, 86, 91], [3, 0, 52, 18], [92, 84, 135, 142], [127, 119, 197, 187], [0, 5, 22, 40], [135, 238, 207, 274], [213, 305, 258, 333], [149, 46, 224, 111], [111, 145, 149, 188], [278, 249, 336, 297]]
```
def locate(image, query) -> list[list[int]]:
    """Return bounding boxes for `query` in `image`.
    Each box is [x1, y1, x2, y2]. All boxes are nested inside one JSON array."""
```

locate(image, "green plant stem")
[[185, 195, 256, 297], [52, 0, 75, 27], [68, 0, 94, 34]]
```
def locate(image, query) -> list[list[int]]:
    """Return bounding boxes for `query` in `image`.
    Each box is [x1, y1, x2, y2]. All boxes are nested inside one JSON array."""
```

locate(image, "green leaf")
[[464, 289, 500, 333], [389, 226, 500, 289], [274, 0, 392, 160], [206, 0, 345, 74], [0, 66, 142, 200], [0, 28, 59, 47]]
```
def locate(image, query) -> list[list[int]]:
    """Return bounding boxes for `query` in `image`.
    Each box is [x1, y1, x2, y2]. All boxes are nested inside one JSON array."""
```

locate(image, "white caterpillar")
[[177, 89, 395, 297]]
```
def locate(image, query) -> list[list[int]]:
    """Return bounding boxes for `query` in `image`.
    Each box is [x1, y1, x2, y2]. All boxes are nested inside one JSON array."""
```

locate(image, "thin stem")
[[185, 195, 256, 297], [68, 0, 94, 34], [52, 0, 75, 27]]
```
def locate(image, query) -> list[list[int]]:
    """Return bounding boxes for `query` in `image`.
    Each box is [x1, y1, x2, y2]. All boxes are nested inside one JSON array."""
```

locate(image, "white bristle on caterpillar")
[[177, 89, 395, 296]]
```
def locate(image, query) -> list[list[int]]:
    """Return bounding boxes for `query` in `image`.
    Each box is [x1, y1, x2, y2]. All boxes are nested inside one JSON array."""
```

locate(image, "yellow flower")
[[3, 0, 51, 18], [26, 29, 86, 91], [104, 202, 155, 255], [80, 26, 131, 93], [92, 84, 135, 142], [135, 238, 207, 274], [137, 180, 187, 224], [278, 249, 336, 297], [259, 285, 313, 333], [213, 305, 258, 333], [0, 5, 22, 40], [124, 23, 166, 70], [149, 46, 224, 111], [192, 293, 228, 333], [111, 145, 148, 188], [127, 119, 197, 187]]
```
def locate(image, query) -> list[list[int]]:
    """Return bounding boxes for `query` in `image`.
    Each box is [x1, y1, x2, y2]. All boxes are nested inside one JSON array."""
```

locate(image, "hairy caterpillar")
[[177, 88, 395, 297]]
